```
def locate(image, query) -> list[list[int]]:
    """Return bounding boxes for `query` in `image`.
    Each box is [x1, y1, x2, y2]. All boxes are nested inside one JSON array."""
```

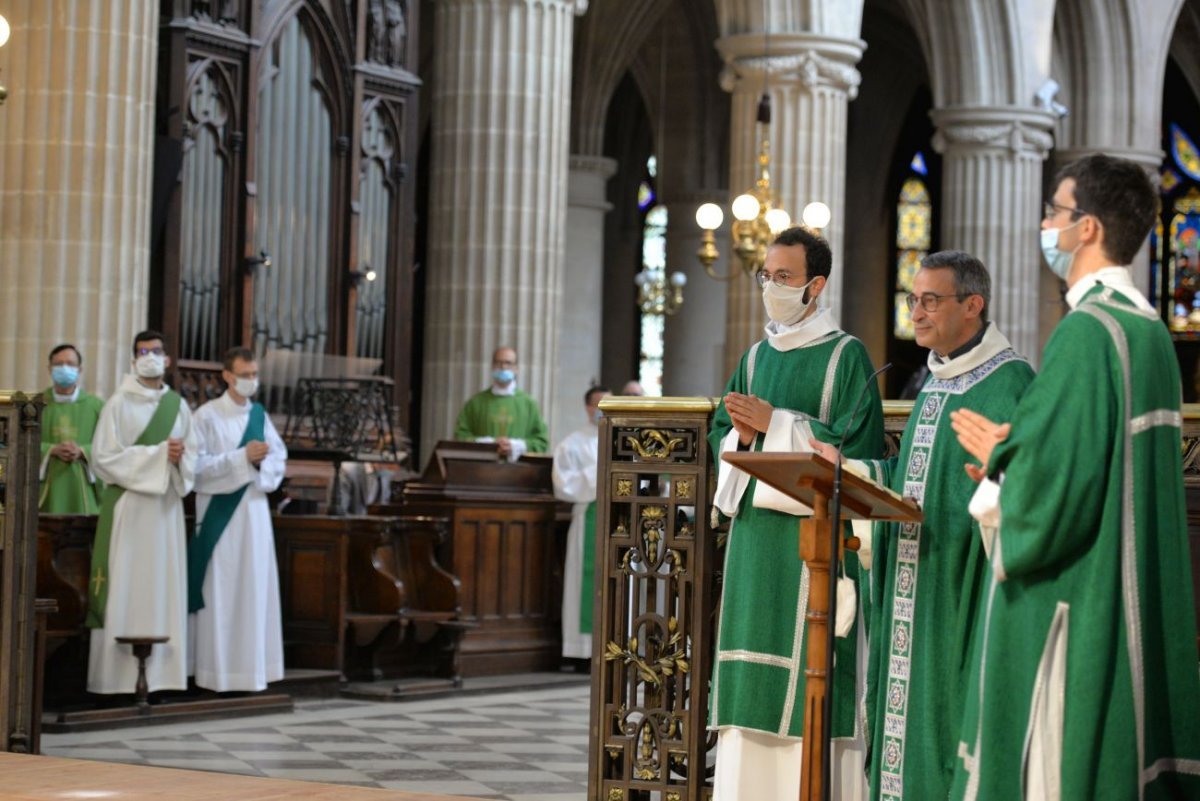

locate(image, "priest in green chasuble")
[[708, 226, 884, 801], [454, 345, 550, 461], [816, 251, 1034, 801], [40, 343, 105, 514], [950, 154, 1200, 800]]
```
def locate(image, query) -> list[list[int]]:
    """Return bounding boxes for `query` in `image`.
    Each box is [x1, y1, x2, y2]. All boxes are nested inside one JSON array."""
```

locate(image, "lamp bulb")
[[669, 271, 688, 287], [801, 201, 831, 231], [0, 15, 10, 49], [695, 202, 724, 231], [731, 193, 761, 222], [765, 208, 792, 234], [365, 269, 377, 282], [634, 271, 648, 287]]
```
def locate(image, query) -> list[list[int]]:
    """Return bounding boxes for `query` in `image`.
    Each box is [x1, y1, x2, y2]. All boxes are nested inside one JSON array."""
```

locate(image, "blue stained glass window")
[[910, 152, 928, 176]]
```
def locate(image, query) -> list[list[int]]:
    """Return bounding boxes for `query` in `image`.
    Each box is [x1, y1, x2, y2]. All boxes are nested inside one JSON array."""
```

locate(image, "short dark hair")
[[223, 346, 256, 372], [49, 343, 82, 365], [771, 227, 832, 279], [1055, 154, 1157, 266], [584, 385, 610, 406], [920, 250, 991, 323], [131, 329, 167, 356]]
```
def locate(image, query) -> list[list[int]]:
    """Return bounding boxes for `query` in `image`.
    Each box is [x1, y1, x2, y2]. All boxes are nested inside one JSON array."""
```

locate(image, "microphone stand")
[[821, 362, 890, 801]]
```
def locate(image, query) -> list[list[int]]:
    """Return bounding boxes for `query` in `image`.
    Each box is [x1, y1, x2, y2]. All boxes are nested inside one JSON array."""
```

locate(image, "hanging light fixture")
[[634, 24, 686, 316]]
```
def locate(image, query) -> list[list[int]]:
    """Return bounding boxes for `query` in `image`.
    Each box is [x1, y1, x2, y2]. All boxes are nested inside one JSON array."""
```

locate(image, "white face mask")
[[234, 377, 259, 398], [134, 353, 165, 378], [762, 278, 817, 325]]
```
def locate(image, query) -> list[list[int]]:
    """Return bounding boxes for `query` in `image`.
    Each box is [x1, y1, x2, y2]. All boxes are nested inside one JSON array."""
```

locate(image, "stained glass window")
[[894, 165, 932, 340], [638, 177, 668, 395], [1171, 123, 1200, 181], [1155, 124, 1200, 332]]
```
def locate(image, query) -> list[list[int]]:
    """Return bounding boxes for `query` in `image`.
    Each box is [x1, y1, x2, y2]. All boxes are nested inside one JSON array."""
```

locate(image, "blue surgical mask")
[[492, 368, 515, 385], [1040, 220, 1083, 280], [51, 364, 79, 388], [593, 408, 604, 423]]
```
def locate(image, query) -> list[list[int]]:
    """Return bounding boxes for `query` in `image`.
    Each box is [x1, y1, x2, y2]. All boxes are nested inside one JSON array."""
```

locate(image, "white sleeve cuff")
[[969, 475, 1002, 559], [713, 428, 751, 517], [751, 409, 814, 516], [508, 438, 528, 462], [851, 518, 873, 570]]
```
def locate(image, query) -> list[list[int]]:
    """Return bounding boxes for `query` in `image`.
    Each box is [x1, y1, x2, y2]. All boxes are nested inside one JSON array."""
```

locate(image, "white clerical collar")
[[122, 373, 171, 399], [490, 381, 517, 397], [221, 390, 251, 410], [52, 387, 80, 403], [927, 322, 1016, 379], [764, 307, 839, 351], [1065, 266, 1154, 312]]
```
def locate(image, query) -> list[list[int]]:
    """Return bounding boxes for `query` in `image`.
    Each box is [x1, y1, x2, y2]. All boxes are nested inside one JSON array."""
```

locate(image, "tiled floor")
[[41, 682, 591, 800]]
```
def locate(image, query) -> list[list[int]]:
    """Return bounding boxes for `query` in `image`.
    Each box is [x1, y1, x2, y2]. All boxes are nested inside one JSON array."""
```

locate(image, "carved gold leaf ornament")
[[603, 620, 689, 688], [616, 478, 633, 496], [675, 478, 692, 498], [607, 789, 625, 801], [625, 428, 686, 459]]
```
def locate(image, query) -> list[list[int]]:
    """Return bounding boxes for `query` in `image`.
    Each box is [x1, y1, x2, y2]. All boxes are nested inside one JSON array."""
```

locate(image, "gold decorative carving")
[[607, 789, 625, 801], [675, 478, 692, 498], [616, 478, 633, 496], [603, 617, 689, 688], [625, 429, 686, 460], [667, 792, 682, 801]]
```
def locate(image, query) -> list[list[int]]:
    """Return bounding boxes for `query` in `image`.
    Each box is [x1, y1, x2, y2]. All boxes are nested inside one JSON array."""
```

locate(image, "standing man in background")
[[40, 343, 105, 514], [455, 345, 549, 461], [189, 346, 288, 692]]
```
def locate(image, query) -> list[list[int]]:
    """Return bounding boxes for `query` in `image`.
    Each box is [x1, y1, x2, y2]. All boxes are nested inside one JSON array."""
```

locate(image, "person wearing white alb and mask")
[[88, 330, 197, 696], [708, 227, 884, 801], [551, 384, 611, 667], [189, 347, 288, 692]]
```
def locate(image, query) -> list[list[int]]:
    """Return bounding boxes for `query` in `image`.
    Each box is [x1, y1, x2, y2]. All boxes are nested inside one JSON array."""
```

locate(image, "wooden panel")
[[0, 752, 475, 800]]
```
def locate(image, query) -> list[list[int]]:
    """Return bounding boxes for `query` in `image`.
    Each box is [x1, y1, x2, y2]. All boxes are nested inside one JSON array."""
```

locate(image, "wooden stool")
[[114, 636, 170, 713]]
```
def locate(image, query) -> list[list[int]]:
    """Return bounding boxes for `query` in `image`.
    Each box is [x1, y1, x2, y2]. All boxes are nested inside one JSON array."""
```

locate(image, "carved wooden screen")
[[589, 397, 719, 801]]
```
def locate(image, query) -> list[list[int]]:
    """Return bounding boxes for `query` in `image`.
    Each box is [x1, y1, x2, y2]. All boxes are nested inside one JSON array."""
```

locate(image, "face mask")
[[493, 368, 515, 385], [593, 408, 604, 424], [234, 377, 259, 398], [135, 353, 165, 378], [1040, 219, 1084, 280], [51, 365, 80, 388], [762, 278, 816, 325]]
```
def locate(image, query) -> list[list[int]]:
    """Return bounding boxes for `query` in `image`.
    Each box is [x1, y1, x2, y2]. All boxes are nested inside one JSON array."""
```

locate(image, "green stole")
[[579, 501, 597, 634], [85, 389, 182, 629], [187, 402, 264, 613]]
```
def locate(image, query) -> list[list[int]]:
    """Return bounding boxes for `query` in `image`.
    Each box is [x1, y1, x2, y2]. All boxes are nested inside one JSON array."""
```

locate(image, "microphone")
[[821, 361, 890, 801]]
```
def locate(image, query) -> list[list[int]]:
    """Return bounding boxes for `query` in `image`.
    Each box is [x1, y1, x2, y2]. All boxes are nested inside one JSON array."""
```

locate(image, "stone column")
[[0, 2, 159, 395], [421, 0, 584, 459], [555, 155, 615, 437], [662, 198, 730, 397], [932, 106, 1056, 365], [717, 33, 864, 375]]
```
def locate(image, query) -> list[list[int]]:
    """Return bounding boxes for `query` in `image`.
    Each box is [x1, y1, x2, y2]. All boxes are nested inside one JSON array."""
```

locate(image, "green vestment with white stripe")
[[709, 325, 884, 740], [856, 326, 1034, 801], [951, 285, 1200, 800]]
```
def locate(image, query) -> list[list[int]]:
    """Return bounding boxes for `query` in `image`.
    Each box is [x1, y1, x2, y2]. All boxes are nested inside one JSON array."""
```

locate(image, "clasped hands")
[[50, 441, 84, 462], [245, 440, 270, 466], [724, 392, 774, 446]]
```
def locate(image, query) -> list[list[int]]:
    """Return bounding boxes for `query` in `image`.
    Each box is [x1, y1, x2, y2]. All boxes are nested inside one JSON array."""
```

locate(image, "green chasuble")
[[856, 331, 1033, 801], [952, 285, 1200, 800], [454, 389, 550, 453], [39, 388, 105, 514], [709, 328, 884, 740]]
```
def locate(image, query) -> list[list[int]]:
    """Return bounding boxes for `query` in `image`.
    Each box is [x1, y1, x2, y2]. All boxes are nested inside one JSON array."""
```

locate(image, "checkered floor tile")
[[41, 684, 591, 800]]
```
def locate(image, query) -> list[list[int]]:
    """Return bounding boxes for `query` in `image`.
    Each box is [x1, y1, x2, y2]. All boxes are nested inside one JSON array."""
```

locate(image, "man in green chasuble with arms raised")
[[950, 154, 1200, 800], [708, 226, 884, 801]]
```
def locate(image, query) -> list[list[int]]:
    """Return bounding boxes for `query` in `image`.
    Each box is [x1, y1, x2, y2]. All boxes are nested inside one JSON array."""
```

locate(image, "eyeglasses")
[[755, 270, 804, 288], [1043, 201, 1088, 221], [135, 347, 165, 357], [904, 292, 970, 313]]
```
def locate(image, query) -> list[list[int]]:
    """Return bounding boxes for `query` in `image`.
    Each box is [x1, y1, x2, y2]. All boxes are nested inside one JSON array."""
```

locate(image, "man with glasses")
[[455, 345, 549, 462], [950, 154, 1200, 799], [87, 330, 196, 697], [816, 251, 1034, 801], [708, 226, 884, 800]]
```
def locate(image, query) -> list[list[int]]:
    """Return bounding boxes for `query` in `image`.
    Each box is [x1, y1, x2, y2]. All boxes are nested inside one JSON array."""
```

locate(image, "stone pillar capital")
[[569, 154, 618, 179], [931, 106, 1056, 160], [568, 155, 617, 211], [716, 32, 865, 99]]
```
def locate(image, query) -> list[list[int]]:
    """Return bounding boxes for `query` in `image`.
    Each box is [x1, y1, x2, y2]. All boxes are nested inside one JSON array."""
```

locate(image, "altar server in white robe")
[[553, 385, 611, 660], [88, 330, 196, 694], [189, 347, 287, 692]]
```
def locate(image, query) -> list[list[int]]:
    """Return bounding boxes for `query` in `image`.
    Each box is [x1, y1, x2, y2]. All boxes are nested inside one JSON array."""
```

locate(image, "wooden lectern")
[[721, 452, 922, 801]]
